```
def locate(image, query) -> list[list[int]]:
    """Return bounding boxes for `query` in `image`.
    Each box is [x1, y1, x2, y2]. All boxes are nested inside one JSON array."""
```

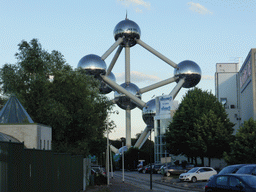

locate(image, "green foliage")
[[165, 87, 234, 164], [224, 118, 256, 164], [0, 39, 113, 157]]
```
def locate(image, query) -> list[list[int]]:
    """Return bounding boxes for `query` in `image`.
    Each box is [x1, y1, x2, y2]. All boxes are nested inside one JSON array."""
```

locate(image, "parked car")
[[205, 174, 256, 192], [166, 165, 188, 176], [208, 164, 247, 182], [138, 165, 151, 173], [91, 166, 106, 176], [152, 164, 163, 174], [218, 164, 247, 175], [236, 164, 256, 175], [179, 167, 217, 183], [159, 163, 172, 175]]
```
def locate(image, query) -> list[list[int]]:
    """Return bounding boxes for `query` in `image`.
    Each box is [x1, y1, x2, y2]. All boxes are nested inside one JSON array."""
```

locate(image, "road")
[[112, 171, 203, 192]]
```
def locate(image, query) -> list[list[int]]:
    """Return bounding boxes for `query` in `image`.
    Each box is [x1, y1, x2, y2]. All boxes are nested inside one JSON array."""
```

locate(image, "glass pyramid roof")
[[0, 95, 34, 124]]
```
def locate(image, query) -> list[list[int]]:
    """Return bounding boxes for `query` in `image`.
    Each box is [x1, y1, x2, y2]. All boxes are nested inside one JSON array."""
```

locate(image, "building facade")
[[154, 95, 178, 164], [215, 49, 256, 133]]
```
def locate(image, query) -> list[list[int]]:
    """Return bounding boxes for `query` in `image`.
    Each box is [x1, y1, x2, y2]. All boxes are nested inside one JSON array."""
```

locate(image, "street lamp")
[[106, 110, 119, 185], [121, 137, 126, 183]]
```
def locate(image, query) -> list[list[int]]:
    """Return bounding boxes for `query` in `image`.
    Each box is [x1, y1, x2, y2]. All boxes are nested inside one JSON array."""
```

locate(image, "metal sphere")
[[114, 19, 141, 47], [99, 72, 116, 94], [174, 60, 201, 88], [142, 99, 156, 127], [77, 54, 106, 76], [114, 83, 141, 110]]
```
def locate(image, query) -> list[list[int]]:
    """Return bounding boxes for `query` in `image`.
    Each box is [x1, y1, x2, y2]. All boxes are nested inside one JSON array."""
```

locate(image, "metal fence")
[[0, 141, 84, 192]]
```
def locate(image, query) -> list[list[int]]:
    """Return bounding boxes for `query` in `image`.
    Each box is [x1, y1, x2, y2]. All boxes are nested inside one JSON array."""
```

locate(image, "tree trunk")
[[208, 157, 211, 167], [201, 157, 204, 166]]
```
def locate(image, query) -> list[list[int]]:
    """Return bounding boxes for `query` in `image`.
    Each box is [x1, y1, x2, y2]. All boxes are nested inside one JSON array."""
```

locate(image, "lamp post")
[[121, 137, 125, 183], [106, 125, 110, 185], [106, 110, 119, 185]]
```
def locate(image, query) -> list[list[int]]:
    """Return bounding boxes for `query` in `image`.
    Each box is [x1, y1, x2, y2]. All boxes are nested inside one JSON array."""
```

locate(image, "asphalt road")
[[110, 171, 206, 191]]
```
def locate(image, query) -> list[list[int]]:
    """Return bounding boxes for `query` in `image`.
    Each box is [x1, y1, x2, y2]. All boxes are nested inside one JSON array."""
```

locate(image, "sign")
[[159, 95, 173, 115], [240, 56, 252, 88]]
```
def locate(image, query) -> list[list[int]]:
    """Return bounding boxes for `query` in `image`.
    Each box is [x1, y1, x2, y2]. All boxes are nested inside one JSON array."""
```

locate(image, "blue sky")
[[1, 0, 256, 140]]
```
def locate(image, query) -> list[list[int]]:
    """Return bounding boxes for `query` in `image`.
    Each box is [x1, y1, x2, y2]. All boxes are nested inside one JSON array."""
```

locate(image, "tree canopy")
[[165, 87, 234, 166], [224, 118, 256, 164], [0, 39, 113, 156]]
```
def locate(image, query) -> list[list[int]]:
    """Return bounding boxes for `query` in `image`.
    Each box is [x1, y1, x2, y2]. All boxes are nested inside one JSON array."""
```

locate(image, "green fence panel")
[[0, 142, 84, 192], [71, 156, 83, 191], [8, 142, 24, 192], [0, 142, 10, 192], [53, 153, 72, 192]]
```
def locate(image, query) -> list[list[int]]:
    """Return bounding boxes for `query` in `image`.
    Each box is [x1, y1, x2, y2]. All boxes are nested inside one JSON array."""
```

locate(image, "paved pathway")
[[85, 172, 206, 192]]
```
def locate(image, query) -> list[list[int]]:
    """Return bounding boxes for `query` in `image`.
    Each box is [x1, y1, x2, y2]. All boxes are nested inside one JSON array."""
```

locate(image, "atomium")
[[114, 83, 141, 110], [77, 16, 202, 149], [174, 60, 202, 88], [114, 18, 141, 47], [77, 54, 106, 76], [142, 99, 156, 128], [100, 72, 116, 94]]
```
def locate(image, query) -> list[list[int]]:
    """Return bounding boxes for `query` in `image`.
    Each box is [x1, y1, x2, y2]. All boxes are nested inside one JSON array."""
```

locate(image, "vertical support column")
[[125, 47, 130, 83], [126, 109, 131, 148], [125, 46, 131, 149]]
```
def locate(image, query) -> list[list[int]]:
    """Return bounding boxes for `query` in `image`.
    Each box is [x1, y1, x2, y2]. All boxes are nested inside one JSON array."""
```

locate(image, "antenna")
[[125, 10, 128, 20]]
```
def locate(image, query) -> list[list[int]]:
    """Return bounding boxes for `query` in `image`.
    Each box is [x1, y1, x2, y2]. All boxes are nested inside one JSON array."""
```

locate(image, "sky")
[[1, 0, 256, 140]]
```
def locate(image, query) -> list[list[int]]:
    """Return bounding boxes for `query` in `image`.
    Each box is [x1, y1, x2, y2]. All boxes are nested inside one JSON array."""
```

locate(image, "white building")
[[0, 95, 52, 150], [154, 95, 179, 164], [215, 48, 256, 133]]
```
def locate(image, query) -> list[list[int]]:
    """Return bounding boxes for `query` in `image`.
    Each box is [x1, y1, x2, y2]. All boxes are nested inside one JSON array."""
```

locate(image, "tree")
[[0, 39, 113, 156], [165, 87, 234, 166], [224, 118, 256, 164]]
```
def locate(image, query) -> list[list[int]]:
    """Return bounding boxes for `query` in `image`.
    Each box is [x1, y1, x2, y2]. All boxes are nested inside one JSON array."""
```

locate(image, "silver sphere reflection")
[[77, 54, 106, 76], [100, 72, 116, 94], [174, 60, 201, 88], [114, 83, 141, 110], [142, 99, 156, 127], [114, 19, 141, 47]]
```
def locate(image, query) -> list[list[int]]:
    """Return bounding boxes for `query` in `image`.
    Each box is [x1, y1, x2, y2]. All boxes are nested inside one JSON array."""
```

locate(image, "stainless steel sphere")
[[114, 19, 141, 47], [114, 83, 141, 110], [142, 99, 156, 127], [174, 60, 201, 88], [77, 54, 106, 76], [99, 72, 116, 94]]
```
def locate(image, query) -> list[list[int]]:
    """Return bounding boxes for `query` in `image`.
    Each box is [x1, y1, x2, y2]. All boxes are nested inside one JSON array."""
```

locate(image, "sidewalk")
[[85, 176, 153, 192], [85, 175, 205, 192]]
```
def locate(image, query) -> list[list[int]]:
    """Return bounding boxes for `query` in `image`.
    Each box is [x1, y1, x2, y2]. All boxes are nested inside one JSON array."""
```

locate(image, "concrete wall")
[[38, 124, 52, 150], [0, 124, 52, 149]]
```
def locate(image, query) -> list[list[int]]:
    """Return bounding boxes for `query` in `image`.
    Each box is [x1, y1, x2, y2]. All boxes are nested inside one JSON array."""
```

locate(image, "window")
[[216, 176, 228, 185], [204, 168, 213, 172], [229, 177, 241, 187]]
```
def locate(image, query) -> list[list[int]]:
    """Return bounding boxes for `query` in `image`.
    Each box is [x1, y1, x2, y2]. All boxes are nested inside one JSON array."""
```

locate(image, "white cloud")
[[117, 0, 151, 12], [187, 2, 212, 15], [115, 71, 161, 83], [201, 75, 214, 80]]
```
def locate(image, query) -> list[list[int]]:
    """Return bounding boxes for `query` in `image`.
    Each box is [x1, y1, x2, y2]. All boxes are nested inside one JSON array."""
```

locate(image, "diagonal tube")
[[136, 39, 178, 69], [100, 75, 146, 109], [134, 126, 151, 149], [139, 76, 179, 94], [101, 37, 124, 60], [169, 78, 186, 99], [106, 45, 123, 76]]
